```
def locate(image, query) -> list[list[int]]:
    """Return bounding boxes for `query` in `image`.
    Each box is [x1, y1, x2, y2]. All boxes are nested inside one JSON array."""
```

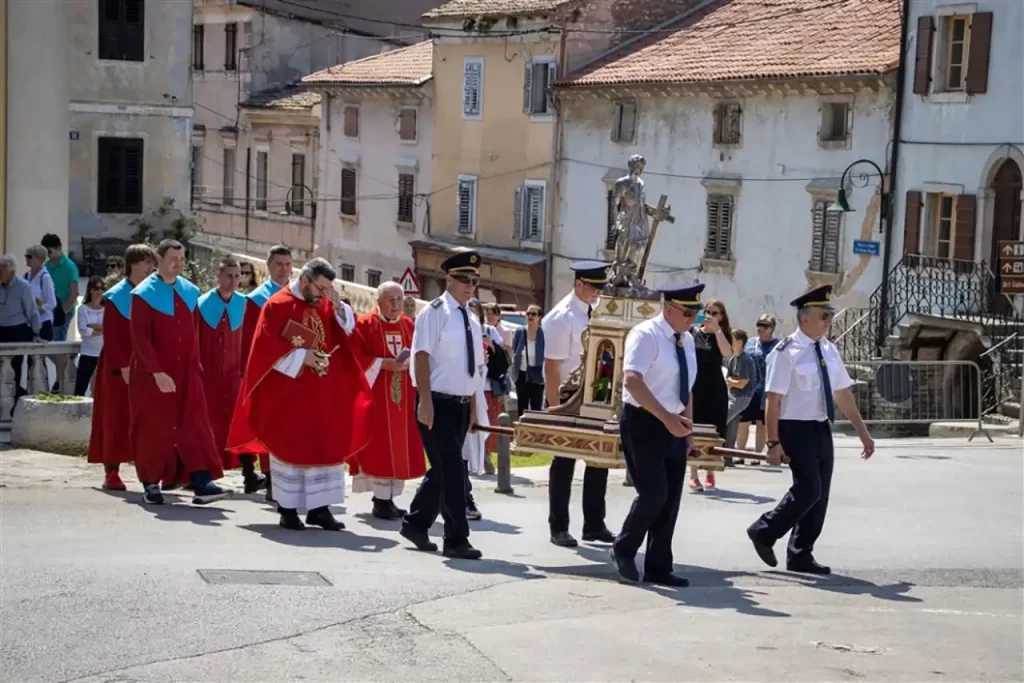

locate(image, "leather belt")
[[432, 391, 473, 404]]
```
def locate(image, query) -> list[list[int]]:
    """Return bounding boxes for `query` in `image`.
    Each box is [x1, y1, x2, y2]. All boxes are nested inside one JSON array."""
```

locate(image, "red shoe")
[[103, 471, 127, 491], [705, 473, 716, 489], [689, 478, 704, 492]]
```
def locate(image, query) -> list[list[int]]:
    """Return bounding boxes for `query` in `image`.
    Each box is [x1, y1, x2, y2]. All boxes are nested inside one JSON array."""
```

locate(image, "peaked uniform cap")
[[442, 250, 482, 275], [570, 260, 610, 286], [659, 283, 705, 310], [790, 284, 834, 309]]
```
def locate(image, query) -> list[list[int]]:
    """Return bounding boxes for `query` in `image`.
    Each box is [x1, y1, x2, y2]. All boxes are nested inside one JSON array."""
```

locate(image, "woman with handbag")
[[511, 305, 545, 418]]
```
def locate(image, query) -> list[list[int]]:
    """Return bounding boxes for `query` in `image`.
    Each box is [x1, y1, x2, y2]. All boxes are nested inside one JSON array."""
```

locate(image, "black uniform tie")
[[814, 340, 834, 422], [458, 306, 475, 378], [587, 304, 593, 319], [674, 332, 690, 408]]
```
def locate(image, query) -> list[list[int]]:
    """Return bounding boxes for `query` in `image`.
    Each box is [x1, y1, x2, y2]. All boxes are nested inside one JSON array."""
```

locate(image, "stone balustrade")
[[0, 341, 81, 428]]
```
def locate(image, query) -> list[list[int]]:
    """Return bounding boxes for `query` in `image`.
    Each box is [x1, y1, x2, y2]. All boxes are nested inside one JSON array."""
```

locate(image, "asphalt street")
[[1, 435, 1021, 682]]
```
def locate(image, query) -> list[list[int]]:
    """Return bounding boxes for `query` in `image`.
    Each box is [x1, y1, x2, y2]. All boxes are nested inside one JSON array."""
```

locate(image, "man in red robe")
[[349, 281, 425, 520], [129, 239, 231, 506], [231, 244, 293, 497], [196, 255, 266, 494], [88, 244, 156, 490], [227, 257, 371, 531]]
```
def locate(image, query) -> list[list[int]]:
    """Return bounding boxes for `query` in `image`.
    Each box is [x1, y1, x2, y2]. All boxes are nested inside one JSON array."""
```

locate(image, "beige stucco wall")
[[429, 36, 559, 249]]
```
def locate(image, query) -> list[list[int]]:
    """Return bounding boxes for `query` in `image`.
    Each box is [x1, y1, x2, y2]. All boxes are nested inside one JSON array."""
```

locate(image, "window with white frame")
[[343, 105, 359, 138], [255, 150, 268, 211], [712, 102, 742, 146], [222, 148, 235, 206], [397, 173, 415, 224], [523, 58, 556, 116], [514, 180, 545, 242], [611, 99, 637, 144], [340, 264, 355, 282], [704, 194, 734, 260], [457, 175, 477, 235], [809, 198, 842, 273], [341, 166, 357, 217], [398, 108, 417, 142], [914, 12, 993, 96], [463, 58, 483, 119], [932, 193, 957, 259]]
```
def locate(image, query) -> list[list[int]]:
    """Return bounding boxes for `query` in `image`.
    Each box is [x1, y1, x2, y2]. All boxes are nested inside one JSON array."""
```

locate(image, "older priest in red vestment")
[[227, 257, 371, 531], [129, 239, 232, 506], [88, 244, 156, 491], [349, 281, 425, 520]]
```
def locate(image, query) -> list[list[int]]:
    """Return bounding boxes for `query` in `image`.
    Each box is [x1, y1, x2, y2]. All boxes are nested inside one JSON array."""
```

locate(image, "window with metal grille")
[[367, 269, 382, 288], [222, 148, 235, 206], [99, 0, 145, 62], [340, 264, 355, 282], [523, 59, 556, 115], [290, 154, 305, 215], [605, 188, 618, 249], [704, 194, 734, 260], [343, 106, 359, 138], [255, 151, 268, 211], [341, 167, 357, 216], [611, 99, 637, 143], [398, 109, 417, 141], [192, 24, 204, 70], [457, 176, 477, 235], [713, 103, 742, 145], [514, 182, 545, 241], [809, 199, 842, 273], [97, 137, 144, 214], [397, 173, 415, 223], [463, 58, 483, 117], [224, 23, 238, 71]]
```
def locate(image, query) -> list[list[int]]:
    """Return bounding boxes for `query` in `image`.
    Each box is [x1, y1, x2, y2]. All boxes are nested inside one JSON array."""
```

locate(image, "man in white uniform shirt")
[[542, 261, 616, 548], [401, 250, 486, 561], [613, 284, 701, 586], [746, 285, 874, 575]]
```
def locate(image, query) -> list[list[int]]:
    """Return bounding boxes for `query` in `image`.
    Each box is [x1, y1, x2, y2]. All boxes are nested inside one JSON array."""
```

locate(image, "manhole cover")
[[197, 569, 332, 587]]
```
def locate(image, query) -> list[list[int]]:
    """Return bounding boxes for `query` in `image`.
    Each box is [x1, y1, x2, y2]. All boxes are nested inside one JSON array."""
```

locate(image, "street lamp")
[[826, 158, 890, 226], [280, 184, 317, 254]]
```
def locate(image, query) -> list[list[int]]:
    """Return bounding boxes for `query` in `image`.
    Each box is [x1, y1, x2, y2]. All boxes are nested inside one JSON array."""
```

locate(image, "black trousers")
[[74, 355, 99, 396], [548, 456, 608, 534], [514, 375, 544, 420], [613, 404, 688, 576], [404, 392, 472, 544], [748, 420, 834, 561], [0, 323, 34, 409]]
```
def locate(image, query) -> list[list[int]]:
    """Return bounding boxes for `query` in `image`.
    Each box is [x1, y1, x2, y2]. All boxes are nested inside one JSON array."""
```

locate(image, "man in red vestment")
[[349, 281, 425, 520], [231, 244, 293, 498], [88, 244, 156, 490], [129, 239, 231, 506], [227, 257, 371, 530], [196, 256, 266, 494]]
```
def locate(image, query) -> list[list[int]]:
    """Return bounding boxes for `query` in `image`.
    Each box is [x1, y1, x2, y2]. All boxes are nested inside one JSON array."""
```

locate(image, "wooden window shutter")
[[913, 15, 934, 95], [123, 0, 145, 62], [810, 200, 826, 271], [965, 12, 993, 94], [904, 190, 922, 254], [546, 62, 557, 112], [953, 194, 977, 260], [522, 65, 532, 112], [513, 185, 523, 237], [341, 168, 356, 216]]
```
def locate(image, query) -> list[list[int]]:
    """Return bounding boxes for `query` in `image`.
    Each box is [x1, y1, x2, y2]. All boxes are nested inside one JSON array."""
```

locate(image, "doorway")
[[990, 159, 1022, 315]]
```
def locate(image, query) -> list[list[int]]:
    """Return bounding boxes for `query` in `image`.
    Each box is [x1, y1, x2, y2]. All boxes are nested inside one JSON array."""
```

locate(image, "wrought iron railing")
[[832, 306, 875, 363], [978, 332, 1022, 421]]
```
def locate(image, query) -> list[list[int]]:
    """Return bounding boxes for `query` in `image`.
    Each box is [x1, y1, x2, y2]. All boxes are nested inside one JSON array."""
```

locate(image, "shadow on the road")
[[698, 488, 777, 505], [98, 488, 234, 526], [766, 571, 922, 603], [239, 523, 398, 552], [471, 473, 537, 488], [442, 556, 545, 580], [469, 517, 523, 535]]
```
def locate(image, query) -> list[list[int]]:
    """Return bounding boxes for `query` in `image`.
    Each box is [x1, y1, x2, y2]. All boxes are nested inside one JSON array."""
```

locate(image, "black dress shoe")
[[244, 474, 267, 494], [550, 531, 579, 548], [442, 542, 482, 560], [746, 527, 778, 568], [305, 508, 346, 531], [400, 526, 438, 552], [582, 527, 615, 543], [372, 498, 402, 520], [264, 473, 274, 504], [390, 501, 408, 517], [787, 558, 831, 575], [610, 548, 639, 583], [644, 573, 689, 588], [279, 512, 305, 530]]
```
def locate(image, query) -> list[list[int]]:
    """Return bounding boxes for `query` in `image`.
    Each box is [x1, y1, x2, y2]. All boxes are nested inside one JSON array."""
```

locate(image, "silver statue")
[[610, 155, 652, 288]]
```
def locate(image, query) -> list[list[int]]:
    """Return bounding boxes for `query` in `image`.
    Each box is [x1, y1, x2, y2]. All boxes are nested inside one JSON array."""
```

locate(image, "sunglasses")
[[450, 275, 480, 286], [527, 312, 539, 318], [707, 310, 722, 317], [755, 322, 772, 328]]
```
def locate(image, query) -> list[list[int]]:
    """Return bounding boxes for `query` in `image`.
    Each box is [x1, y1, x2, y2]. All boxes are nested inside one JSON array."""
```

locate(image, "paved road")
[[1, 436, 1021, 682]]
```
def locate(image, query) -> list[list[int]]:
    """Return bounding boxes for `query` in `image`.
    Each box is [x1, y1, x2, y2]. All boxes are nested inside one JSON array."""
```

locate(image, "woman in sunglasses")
[[511, 305, 545, 419], [238, 262, 261, 293], [688, 298, 734, 491], [74, 277, 107, 396]]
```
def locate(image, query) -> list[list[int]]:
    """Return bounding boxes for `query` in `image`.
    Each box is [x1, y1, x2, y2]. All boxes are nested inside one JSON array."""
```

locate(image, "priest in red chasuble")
[[197, 256, 266, 494], [129, 239, 232, 507], [227, 257, 371, 531], [88, 244, 156, 491], [349, 281, 425, 520]]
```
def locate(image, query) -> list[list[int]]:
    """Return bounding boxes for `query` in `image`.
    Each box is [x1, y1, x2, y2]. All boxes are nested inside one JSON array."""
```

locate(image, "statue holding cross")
[[609, 154, 675, 290]]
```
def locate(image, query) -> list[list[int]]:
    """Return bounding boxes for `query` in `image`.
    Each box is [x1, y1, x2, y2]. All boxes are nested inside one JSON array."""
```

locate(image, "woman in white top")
[[24, 244, 57, 340], [74, 277, 106, 396]]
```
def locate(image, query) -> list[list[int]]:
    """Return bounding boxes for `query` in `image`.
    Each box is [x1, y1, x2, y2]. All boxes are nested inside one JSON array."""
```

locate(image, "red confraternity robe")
[[349, 309, 425, 482], [196, 289, 246, 469], [88, 278, 135, 466], [226, 286, 371, 466], [129, 274, 223, 484]]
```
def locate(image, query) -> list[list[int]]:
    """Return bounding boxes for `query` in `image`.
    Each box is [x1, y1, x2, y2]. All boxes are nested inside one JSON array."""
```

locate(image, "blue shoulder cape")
[[131, 273, 200, 316], [198, 290, 246, 331], [247, 279, 283, 309], [102, 278, 134, 319]]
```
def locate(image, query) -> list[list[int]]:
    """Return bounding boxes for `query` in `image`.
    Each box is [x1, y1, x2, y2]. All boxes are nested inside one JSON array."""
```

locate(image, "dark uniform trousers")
[[613, 404, 688, 575], [748, 419, 834, 561], [404, 392, 472, 544], [548, 456, 608, 534]]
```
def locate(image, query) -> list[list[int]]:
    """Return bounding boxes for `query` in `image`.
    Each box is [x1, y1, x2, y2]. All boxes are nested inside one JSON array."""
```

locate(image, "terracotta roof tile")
[[302, 41, 433, 86], [423, 0, 576, 19], [562, 0, 900, 87], [242, 84, 322, 110]]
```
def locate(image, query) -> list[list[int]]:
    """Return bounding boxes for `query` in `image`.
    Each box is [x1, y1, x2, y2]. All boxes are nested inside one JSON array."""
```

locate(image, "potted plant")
[[11, 392, 93, 457]]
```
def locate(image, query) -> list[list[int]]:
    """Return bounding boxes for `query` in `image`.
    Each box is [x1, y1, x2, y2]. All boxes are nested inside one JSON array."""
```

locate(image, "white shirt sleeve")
[[623, 327, 656, 376], [274, 349, 307, 378], [829, 345, 854, 392], [685, 331, 698, 392], [334, 301, 356, 336], [77, 307, 93, 338], [472, 320, 486, 394], [541, 313, 570, 361], [764, 344, 792, 395], [411, 306, 440, 357], [41, 273, 56, 317]]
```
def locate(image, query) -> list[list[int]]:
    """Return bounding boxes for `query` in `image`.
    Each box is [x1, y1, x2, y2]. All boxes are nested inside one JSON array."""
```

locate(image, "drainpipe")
[[545, 29, 569, 312], [876, 0, 911, 351], [244, 147, 251, 248]]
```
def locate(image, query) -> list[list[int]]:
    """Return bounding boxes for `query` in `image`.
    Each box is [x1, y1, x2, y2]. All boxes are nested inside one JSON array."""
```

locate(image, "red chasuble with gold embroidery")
[[226, 287, 371, 467], [348, 310, 425, 482]]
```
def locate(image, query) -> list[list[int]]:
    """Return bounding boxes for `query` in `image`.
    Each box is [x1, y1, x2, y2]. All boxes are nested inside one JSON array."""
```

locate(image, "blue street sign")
[[853, 240, 881, 256], [69, 131, 79, 140]]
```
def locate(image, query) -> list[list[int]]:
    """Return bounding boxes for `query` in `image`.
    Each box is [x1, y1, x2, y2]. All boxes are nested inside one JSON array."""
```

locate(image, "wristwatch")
[[765, 440, 780, 450]]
